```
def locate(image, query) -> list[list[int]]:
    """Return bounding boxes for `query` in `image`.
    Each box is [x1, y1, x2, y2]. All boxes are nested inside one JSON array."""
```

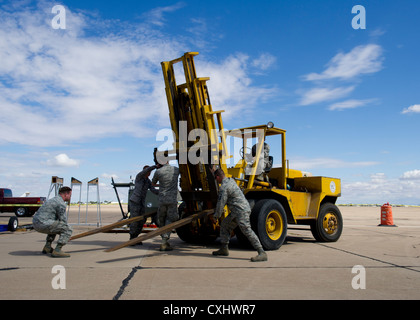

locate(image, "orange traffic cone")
[[378, 203, 397, 227]]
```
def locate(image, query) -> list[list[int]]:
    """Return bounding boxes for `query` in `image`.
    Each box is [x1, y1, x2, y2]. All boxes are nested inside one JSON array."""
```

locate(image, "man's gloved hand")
[[213, 214, 220, 220]]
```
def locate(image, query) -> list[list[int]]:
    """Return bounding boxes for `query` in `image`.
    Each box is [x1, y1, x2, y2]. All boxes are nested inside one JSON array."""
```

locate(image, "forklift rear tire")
[[250, 199, 287, 251], [176, 203, 217, 244], [8, 217, 18, 232], [311, 203, 343, 242]]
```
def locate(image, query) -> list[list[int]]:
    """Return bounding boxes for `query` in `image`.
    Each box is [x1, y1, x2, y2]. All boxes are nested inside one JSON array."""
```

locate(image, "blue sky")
[[0, 0, 419, 205]]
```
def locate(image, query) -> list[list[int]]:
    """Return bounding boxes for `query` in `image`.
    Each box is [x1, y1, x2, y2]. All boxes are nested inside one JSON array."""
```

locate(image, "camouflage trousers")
[[220, 211, 263, 251], [157, 203, 178, 241], [33, 219, 73, 245], [129, 200, 145, 239]]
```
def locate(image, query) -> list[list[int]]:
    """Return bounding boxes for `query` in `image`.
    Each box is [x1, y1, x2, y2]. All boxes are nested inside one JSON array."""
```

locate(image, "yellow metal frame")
[[226, 125, 287, 190], [161, 52, 342, 226], [161, 52, 229, 209]]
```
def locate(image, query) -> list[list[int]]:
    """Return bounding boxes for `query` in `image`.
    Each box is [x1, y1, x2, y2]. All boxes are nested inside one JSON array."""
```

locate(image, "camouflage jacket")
[[152, 164, 180, 204], [129, 165, 159, 205], [33, 195, 67, 224], [250, 142, 271, 174], [214, 177, 251, 219]]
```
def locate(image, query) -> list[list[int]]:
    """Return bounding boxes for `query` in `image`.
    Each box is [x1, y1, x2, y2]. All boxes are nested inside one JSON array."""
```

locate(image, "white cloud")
[[341, 172, 420, 205], [300, 86, 355, 106], [289, 157, 379, 171], [370, 172, 387, 183], [299, 44, 383, 107], [369, 28, 386, 37], [0, 2, 277, 147], [0, 4, 174, 146], [102, 173, 119, 180], [279, 159, 420, 204], [328, 98, 376, 111], [251, 53, 277, 71], [198, 54, 278, 117], [401, 104, 420, 114], [46, 154, 80, 167], [304, 44, 384, 81], [400, 170, 420, 180], [142, 2, 186, 27]]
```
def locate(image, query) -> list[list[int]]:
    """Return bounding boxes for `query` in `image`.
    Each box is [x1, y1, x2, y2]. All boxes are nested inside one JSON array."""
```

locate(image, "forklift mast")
[[161, 52, 230, 212]]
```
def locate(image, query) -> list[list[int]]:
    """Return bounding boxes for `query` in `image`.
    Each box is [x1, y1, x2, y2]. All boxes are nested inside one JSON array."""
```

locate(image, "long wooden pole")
[[70, 211, 157, 240], [105, 209, 214, 252]]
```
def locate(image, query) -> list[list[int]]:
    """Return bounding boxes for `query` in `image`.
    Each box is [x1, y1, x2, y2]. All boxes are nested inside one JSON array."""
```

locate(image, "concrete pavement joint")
[[112, 243, 152, 300], [125, 265, 420, 270], [317, 243, 420, 274], [113, 266, 142, 300], [0, 267, 19, 271]]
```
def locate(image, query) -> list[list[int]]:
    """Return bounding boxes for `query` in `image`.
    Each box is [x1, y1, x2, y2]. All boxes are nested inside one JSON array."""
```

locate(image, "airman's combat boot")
[[159, 239, 173, 251], [251, 249, 267, 262], [51, 244, 70, 258], [212, 244, 229, 256], [42, 242, 53, 254], [42, 235, 55, 254]]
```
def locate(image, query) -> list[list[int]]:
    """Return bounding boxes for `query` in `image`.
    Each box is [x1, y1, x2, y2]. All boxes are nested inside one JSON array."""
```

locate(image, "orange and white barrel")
[[379, 203, 396, 227]]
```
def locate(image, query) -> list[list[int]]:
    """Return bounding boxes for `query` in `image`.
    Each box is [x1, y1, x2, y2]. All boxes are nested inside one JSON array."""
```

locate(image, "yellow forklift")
[[159, 52, 343, 250]]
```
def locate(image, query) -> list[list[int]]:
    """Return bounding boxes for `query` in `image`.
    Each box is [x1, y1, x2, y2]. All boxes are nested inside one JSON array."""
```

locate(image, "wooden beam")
[[70, 211, 157, 240], [105, 209, 214, 252]]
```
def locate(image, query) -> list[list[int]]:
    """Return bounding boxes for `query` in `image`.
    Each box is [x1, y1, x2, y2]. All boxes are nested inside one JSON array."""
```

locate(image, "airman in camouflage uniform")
[[152, 162, 180, 251], [129, 165, 159, 242], [32, 186, 73, 258], [212, 169, 267, 262], [250, 142, 271, 181]]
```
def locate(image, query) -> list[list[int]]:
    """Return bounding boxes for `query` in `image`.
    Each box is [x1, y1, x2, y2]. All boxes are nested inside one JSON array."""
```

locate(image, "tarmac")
[[1, 204, 419, 301]]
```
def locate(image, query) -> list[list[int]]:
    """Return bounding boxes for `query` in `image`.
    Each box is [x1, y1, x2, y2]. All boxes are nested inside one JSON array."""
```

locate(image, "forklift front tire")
[[251, 199, 288, 251]]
